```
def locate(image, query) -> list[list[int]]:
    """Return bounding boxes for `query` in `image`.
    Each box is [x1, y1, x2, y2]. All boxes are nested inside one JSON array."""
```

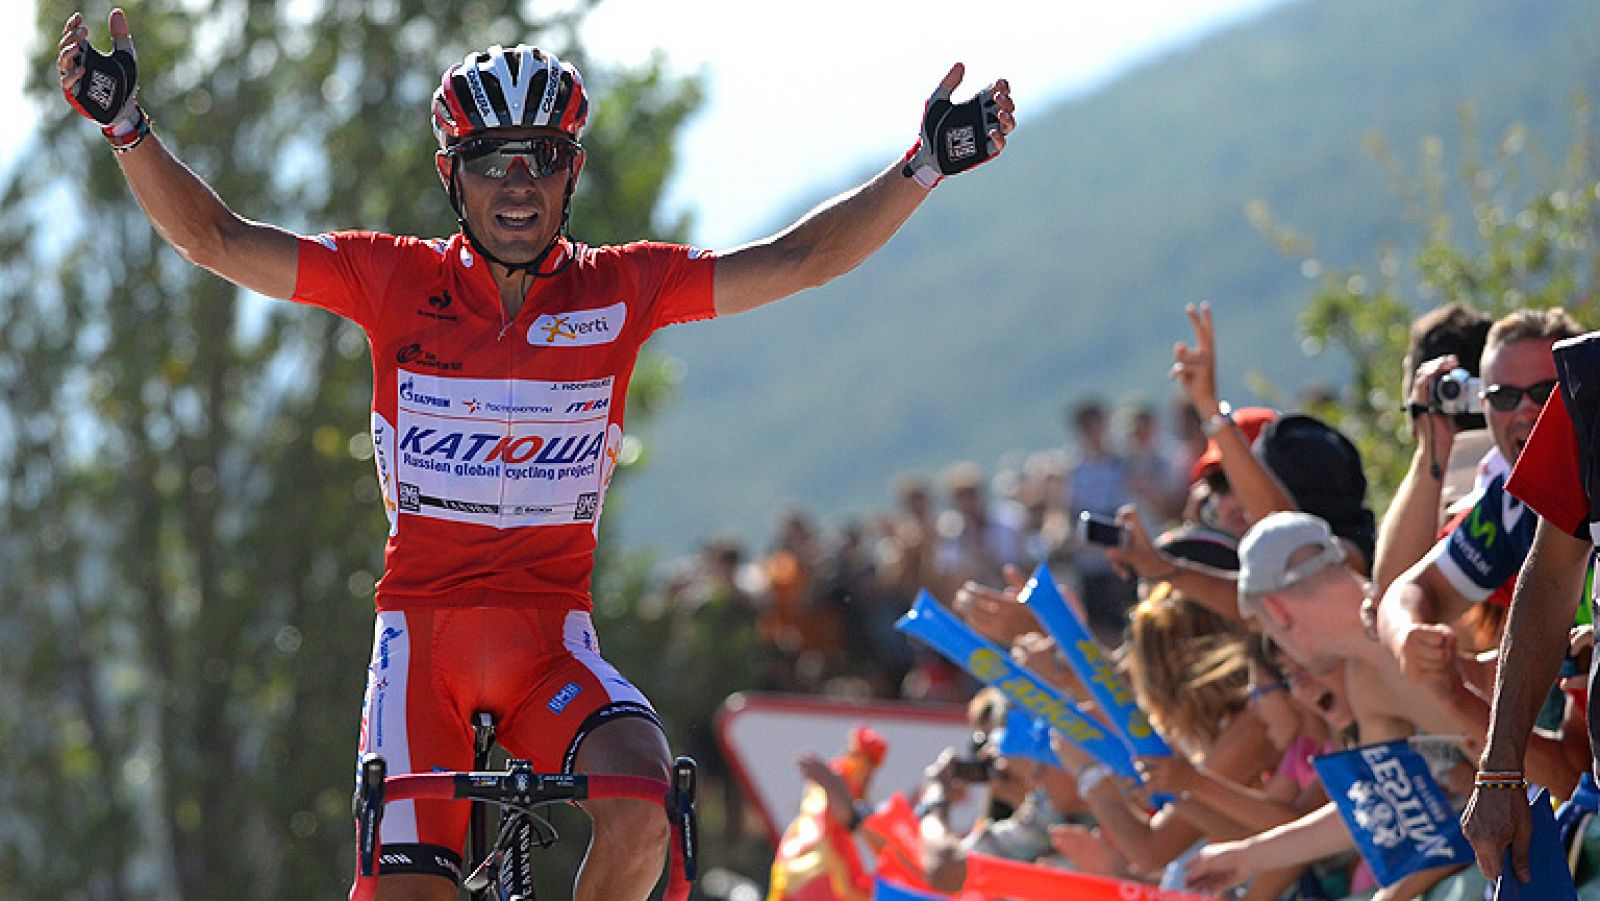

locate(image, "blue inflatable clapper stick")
[[995, 709, 1061, 768], [1017, 563, 1172, 760], [895, 590, 1136, 777]]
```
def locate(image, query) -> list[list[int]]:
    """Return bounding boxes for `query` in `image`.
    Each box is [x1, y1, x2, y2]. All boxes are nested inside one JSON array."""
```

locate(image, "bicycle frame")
[[351, 753, 698, 901]]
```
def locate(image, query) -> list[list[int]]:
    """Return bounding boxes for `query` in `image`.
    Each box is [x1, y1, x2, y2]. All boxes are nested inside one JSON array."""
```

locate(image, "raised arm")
[[712, 64, 1014, 317], [1170, 302, 1298, 523], [59, 9, 300, 300], [1371, 355, 1462, 595]]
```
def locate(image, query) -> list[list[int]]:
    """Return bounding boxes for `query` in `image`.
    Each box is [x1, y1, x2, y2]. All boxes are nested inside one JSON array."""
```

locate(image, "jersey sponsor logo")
[[547, 681, 583, 714], [398, 426, 605, 468], [390, 373, 614, 528], [462, 397, 555, 417], [416, 291, 459, 322], [395, 343, 463, 371], [528, 302, 626, 347], [565, 399, 608, 414], [1466, 503, 1497, 549], [313, 234, 339, 252], [398, 377, 452, 410], [377, 626, 405, 670]]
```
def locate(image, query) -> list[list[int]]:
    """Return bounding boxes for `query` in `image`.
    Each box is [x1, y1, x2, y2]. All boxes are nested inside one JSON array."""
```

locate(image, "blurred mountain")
[[618, 0, 1600, 557]]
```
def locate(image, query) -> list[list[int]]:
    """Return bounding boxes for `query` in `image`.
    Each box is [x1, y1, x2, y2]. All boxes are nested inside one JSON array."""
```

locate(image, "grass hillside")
[[619, 0, 1600, 556]]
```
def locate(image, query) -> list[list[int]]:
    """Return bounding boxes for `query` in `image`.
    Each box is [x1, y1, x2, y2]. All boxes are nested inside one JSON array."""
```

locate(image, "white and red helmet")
[[431, 44, 588, 147]]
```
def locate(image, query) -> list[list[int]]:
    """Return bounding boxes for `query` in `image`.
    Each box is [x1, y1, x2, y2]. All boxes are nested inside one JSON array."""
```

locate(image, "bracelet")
[[1474, 779, 1529, 790], [1076, 763, 1112, 796], [1474, 769, 1528, 790], [1200, 401, 1233, 438]]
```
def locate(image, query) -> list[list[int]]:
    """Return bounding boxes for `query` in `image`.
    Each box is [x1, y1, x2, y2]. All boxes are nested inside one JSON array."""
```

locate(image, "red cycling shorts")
[[354, 606, 659, 880]]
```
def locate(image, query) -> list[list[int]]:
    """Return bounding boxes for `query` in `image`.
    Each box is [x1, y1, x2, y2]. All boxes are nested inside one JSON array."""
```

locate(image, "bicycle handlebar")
[[354, 753, 697, 901]]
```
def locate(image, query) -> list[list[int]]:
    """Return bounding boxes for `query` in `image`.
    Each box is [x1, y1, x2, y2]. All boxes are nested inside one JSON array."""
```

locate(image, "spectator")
[[1119, 401, 1188, 529], [1063, 399, 1139, 645], [1061, 583, 1279, 889], [937, 461, 1024, 591], [758, 507, 842, 692], [1193, 511, 1493, 898], [1374, 308, 1584, 750], [1371, 302, 1495, 599]]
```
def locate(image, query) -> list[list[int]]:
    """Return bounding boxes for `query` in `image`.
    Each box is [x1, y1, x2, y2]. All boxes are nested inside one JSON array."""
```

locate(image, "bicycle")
[[352, 712, 699, 901]]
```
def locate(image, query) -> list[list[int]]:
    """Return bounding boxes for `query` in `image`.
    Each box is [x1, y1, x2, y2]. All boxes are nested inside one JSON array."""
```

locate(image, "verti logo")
[[528, 302, 627, 348], [540, 315, 578, 343]]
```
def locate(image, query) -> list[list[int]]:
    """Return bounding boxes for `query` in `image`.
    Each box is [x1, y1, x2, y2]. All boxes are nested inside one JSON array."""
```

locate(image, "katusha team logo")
[[528, 302, 626, 347]]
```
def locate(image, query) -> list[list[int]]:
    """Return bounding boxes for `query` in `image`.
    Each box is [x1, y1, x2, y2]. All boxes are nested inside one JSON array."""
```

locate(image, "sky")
[[3, 0, 1284, 246]]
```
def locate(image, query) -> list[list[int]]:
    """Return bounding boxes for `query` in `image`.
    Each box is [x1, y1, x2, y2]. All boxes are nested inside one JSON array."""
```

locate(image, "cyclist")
[[58, 8, 1014, 900]]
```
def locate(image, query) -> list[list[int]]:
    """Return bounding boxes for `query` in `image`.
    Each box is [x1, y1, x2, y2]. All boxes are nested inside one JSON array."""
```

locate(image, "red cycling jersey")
[[293, 231, 716, 611]]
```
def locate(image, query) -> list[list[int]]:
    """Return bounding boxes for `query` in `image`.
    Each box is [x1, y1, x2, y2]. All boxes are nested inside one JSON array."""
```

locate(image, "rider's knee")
[[588, 796, 669, 850]]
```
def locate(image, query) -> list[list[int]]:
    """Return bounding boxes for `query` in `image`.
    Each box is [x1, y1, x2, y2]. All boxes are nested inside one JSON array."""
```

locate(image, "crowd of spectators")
[[642, 393, 1204, 703], [752, 300, 1600, 899]]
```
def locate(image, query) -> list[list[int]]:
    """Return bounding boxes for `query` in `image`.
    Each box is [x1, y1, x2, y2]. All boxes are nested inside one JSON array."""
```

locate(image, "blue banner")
[[1017, 564, 1171, 760], [872, 877, 951, 900], [1312, 740, 1475, 887], [995, 709, 1060, 768], [1494, 787, 1577, 900], [895, 591, 1136, 776]]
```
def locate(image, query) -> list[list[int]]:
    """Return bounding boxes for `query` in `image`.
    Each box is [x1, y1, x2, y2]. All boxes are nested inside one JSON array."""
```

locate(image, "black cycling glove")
[[901, 79, 1004, 189]]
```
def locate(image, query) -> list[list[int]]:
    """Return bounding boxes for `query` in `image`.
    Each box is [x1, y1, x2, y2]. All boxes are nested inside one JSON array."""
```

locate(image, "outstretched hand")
[[902, 63, 1015, 188], [59, 8, 143, 136]]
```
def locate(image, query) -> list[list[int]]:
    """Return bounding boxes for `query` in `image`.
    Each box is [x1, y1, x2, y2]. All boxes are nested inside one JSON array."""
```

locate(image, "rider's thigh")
[[371, 873, 456, 901], [571, 713, 671, 780]]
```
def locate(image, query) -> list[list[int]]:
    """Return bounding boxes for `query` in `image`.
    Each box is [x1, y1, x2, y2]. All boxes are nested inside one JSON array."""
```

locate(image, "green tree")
[[0, 2, 698, 898], [1250, 97, 1599, 506]]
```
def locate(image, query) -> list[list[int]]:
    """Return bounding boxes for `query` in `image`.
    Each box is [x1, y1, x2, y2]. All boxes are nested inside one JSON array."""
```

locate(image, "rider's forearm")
[[1480, 523, 1588, 772], [112, 131, 299, 298]]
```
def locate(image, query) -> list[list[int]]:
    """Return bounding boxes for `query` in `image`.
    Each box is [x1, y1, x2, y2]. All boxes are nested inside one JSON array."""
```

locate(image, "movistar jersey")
[[1425, 470, 1536, 603], [293, 232, 716, 611]]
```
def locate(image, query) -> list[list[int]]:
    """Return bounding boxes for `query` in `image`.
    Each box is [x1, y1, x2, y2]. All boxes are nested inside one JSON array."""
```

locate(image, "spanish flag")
[[768, 727, 888, 901]]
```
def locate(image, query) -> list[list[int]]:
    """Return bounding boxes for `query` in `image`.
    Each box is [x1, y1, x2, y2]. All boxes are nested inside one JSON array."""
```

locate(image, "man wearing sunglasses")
[[1375, 309, 1584, 699], [59, 9, 1015, 901]]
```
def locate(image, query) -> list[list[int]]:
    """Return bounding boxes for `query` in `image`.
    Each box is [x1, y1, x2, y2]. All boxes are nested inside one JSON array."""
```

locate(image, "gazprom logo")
[[529, 302, 627, 347], [399, 377, 450, 409]]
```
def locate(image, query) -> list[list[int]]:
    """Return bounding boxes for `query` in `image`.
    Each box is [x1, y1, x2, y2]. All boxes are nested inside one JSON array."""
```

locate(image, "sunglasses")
[[1481, 379, 1556, 412], [452, 136, 581, 179]]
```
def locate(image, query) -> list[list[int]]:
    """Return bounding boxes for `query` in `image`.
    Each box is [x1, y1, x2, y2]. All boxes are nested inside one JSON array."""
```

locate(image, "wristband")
[[1076, 763, 1112, 796], [1200, 401, 1233, 438], [106, 105, 150, 152]]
